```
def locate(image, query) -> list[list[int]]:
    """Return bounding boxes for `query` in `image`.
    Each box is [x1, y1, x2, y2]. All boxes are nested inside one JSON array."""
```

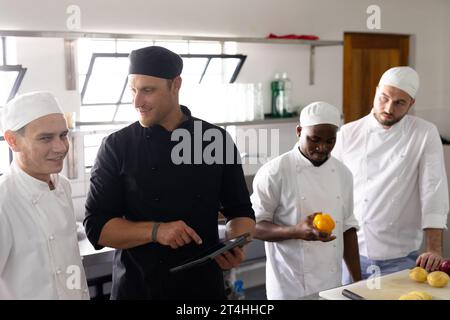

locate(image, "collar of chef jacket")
[[366, 111, 408, 136], [292, 142, 333, 170], [144, 105, 194, 136], [10, 160, 62, 204]]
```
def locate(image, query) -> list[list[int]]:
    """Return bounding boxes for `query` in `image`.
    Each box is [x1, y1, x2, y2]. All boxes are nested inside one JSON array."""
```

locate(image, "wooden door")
[[343, 32, 410, 123]]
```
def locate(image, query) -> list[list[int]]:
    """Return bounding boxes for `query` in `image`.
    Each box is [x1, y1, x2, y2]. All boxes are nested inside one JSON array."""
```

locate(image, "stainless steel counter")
[[79, 236, 115, 268]]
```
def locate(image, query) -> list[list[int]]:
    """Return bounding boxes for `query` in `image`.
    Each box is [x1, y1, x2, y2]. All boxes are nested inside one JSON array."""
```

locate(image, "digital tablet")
[[169, 232, 252, 273]]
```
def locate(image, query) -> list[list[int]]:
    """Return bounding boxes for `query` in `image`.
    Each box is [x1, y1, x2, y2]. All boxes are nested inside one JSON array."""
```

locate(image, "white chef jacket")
[[333, 113, 449, 260], [251, 145, 359, 299], [0, 278, 13, 299], [0, 161, 89, 300]]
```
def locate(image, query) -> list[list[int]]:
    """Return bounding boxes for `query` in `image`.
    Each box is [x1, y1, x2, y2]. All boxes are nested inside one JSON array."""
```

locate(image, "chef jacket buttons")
[[151, 166, 157, 171], [56, 268, 62, 275], [336, 195, 340, 199], [32, 199, 38, 205], [301, 196, 306, 200], [49, 235, 55, 241], [196, 194, 202, 199], [364, 199, 368, 202], [154, 197, 160, 202]]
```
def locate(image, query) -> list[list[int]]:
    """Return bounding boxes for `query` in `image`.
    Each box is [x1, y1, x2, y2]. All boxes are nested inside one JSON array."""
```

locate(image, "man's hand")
[[292, 212, 336, 242], [156, 221, 202, 249], [416, 251, 444, 272], [214, 247, 245, 270]]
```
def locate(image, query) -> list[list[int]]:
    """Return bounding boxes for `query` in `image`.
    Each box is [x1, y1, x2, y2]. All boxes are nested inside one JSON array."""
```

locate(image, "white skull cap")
[[1, 91, 64, 134], [378, 66, 419, 99], [299, 101, 341, 128]]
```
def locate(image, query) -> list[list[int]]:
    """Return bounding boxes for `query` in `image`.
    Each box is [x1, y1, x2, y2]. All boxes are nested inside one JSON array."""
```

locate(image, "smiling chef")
[[0, 91, 89, 299]]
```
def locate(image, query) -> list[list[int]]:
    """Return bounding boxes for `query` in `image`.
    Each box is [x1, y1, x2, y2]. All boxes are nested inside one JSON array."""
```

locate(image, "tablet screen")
[[169, 232, 251, 273]]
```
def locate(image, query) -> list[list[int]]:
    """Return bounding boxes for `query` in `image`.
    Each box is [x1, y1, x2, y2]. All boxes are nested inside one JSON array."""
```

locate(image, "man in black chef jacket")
[[84, 46, 256, 300]]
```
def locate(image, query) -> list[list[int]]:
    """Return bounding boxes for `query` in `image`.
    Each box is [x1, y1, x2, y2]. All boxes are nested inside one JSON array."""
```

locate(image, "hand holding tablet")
[[169, 232, 252, 273]]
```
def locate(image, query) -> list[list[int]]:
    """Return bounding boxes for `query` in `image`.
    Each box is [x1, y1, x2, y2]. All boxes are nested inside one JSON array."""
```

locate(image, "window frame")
[[0, 65, 27, 105], [78, 53, 247, 125]]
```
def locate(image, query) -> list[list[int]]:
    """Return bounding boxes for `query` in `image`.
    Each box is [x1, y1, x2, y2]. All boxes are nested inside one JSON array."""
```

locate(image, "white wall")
[[13, 37, 81, 113], [442, 0, 450, 111], [0, 0, 449, 117]]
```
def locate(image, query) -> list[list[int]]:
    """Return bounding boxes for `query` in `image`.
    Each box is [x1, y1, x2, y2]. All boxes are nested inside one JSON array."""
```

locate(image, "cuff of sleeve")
[[422, 214, 448, 230], [222, 205, 255, 222], [343, 223, 360, 232], [84, 214, 118, 250], [254, 210, 274, 224]]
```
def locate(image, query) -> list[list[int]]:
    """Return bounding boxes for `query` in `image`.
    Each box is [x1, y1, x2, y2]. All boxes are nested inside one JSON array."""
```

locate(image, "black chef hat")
[[128, 46, 183, 79]]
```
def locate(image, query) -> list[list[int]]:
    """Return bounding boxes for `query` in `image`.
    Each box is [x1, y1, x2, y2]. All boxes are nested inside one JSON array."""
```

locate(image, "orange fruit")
[[313, 213, 335, 234]]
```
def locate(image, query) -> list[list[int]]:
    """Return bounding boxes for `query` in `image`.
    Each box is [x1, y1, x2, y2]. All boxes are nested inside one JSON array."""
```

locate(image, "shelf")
[[0, 30, 342, 86], [0, 30, 342, 47], [70, 116, 299, 136], [215, 116, 298, 127]]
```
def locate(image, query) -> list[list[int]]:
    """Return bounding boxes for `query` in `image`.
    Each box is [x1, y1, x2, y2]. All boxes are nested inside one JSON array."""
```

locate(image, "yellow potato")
[[427, 271, 450, 288], [399, 293, 423, 300], [408, 291, 433, 300], [409, 267, 428, 283]]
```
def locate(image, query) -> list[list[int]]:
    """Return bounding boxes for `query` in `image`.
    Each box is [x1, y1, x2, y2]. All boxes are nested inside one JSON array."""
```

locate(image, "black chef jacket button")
[[151, 166, 157, 171], [196, 194, 201, 199], [154, 197, 160, 202], [146, 135, 150, 139]]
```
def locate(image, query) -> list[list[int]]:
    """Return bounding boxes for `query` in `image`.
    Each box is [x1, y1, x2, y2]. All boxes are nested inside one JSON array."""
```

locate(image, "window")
[[77, 39, 247, 170], [77, 39, 246, 124], [0, 37, 25, 175], [0, 65, 27, 107], [0, 138, 11, 175], [0, 37, 3, 66]]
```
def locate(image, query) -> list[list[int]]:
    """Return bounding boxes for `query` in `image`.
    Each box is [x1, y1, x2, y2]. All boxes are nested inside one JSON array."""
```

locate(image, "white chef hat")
[[299, 101, 341, 128], [1, 91, 64, 134], [378, 66, 420, 99]]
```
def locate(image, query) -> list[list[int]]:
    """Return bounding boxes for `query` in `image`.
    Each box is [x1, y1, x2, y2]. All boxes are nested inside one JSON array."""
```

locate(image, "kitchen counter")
[[78, 235, 115, 268]]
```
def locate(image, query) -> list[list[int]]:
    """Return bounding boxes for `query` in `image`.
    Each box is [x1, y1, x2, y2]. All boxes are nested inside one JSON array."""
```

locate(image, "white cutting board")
[[319, 269, 450, 300]]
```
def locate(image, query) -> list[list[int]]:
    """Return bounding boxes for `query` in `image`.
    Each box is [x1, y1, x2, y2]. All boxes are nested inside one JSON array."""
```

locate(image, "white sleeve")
[[0, 278, 13, 299], [0, 213, 13, 275], [250, 164, 282, 224], [332, 130, 344, 161], [419, 126, 449, 229], [342, 169, 359, 232]]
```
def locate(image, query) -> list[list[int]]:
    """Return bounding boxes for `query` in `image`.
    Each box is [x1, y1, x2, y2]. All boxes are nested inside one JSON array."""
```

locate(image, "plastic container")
[[233, 279, 246, 300], [253, 82, 264, 120], [281, 72, 293, 115]]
